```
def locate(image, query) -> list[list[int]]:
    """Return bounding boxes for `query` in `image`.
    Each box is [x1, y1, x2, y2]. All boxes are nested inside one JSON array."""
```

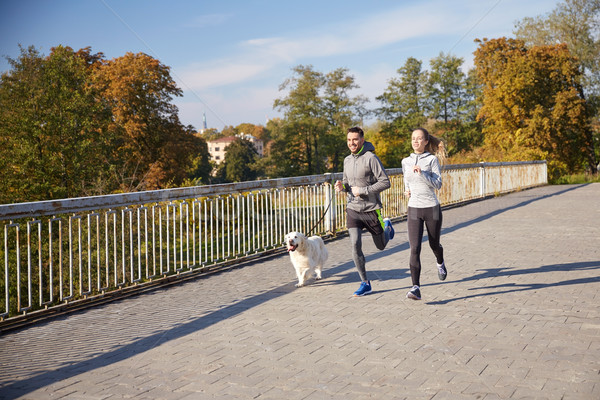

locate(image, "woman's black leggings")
[[407, 205, 444, 286]]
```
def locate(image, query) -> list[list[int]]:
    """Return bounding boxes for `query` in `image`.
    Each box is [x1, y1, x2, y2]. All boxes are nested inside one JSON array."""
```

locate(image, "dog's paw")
[[295, 282, 304, 288], [315, 275, 322, 280]]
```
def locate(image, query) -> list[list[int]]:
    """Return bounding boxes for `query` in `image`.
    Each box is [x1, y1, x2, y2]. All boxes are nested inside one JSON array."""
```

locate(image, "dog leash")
[[305, 194, 333, 237]]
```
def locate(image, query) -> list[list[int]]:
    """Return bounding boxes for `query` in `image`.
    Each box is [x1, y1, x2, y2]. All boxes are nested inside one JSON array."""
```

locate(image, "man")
[[334, 126, 394, 296]]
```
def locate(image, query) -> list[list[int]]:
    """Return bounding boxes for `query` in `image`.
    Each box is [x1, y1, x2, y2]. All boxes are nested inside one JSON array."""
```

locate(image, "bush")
[[552, 173, 600, 185]]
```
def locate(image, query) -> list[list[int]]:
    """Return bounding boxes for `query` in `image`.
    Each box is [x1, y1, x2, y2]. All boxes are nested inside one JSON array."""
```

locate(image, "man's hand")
[[351, 186, 362, 196], [334, 180, 344, 192]]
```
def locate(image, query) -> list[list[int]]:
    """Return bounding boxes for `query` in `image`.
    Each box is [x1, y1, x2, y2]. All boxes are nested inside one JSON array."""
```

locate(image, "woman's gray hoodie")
[[401, 152, 442, 208], [341, 141, 390, 212]]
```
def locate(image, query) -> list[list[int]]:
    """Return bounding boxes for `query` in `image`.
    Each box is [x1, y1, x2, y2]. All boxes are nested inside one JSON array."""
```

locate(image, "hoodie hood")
[[355, 141, 376, 156], [409, 151, 431, 161]]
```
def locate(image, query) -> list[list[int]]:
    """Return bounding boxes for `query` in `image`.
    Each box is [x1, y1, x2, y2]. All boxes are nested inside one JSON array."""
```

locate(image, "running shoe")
[[353, 280, 372, 297], [437, 262, 447, 281], [406, 285, 421, 300], [383, 218, 395, 240]]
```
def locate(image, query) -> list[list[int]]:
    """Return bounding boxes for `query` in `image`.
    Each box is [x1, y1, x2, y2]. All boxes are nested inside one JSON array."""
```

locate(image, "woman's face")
[[411, 130, 428, 154]]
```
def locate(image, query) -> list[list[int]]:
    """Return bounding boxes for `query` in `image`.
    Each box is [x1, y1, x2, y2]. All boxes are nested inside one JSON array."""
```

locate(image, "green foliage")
[[374, 55, 484, 165], [426, 52, 466, 123], [0, 45, 109, 203], [186, 132, 212, 185], [7, 12, 600, 204], [552, 172, 600, 184], [270, 65, 365, 176], [376, 57, 429, 123], [0, 46, 212, 203], [221, 138, 258, 182]]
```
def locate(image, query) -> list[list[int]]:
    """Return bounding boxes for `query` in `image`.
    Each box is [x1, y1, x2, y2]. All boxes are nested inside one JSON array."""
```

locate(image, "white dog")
[[284, 231, 328, 287]]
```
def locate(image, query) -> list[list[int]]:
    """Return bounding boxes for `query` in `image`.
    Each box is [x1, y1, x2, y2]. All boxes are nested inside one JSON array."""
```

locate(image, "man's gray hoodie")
[[341, 141, 390, 213]]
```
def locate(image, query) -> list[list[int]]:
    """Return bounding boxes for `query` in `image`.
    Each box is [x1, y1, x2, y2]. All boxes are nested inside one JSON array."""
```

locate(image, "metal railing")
[[0, 161, 546, 322]]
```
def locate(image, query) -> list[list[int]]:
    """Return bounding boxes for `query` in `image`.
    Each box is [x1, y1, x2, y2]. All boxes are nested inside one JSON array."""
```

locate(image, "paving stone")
[[0, 184, 599, 399]]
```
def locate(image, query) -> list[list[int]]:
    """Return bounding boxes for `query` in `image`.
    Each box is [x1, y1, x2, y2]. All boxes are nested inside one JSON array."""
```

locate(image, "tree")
[[221, 138, 258, 182], [474, 37, 593, 179], [92, 52, 206, 190], [514, 0, 600, 99], [377, 57, 429, 124], [0, 46, 212, 203], [374, 57, 428, 167], [426, 53, 485, 157], [321, 68, 368, 171], [270, 65, 368, 176], [273, 65, 327, 175], [236, 123, 270, 142], [0, 45, 108, 203], [442, 68, 484, 157], [427, 53, 466, 123], [514, 0, 600, 172]]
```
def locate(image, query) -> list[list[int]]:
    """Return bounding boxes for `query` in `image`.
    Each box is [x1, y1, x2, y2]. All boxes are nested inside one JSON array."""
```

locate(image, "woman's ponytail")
[[415, 128, 446, 165]]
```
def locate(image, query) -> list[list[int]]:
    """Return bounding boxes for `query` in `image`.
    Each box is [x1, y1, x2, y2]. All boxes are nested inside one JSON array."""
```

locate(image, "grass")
[[553, 172, 600, 185]]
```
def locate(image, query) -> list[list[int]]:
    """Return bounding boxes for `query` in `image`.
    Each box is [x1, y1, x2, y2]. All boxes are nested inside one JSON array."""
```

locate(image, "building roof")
[[207, 136, 237, 144]]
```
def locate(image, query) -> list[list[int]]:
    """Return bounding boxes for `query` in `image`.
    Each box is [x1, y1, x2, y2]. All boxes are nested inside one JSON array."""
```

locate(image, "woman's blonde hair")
[[414, 128, 446, 165]]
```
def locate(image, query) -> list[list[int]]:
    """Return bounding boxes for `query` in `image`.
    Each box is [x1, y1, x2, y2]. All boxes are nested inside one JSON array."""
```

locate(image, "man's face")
[[347, 131, 365, 154]]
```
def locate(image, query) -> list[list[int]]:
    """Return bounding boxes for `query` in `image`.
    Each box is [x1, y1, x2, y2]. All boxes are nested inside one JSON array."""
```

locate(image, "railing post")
[[324, 173, 335, 235], [480, 162, 486, 198]]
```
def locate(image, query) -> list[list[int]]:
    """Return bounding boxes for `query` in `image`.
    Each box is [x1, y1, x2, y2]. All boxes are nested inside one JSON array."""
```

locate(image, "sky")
[[1, 0, 560, 131]]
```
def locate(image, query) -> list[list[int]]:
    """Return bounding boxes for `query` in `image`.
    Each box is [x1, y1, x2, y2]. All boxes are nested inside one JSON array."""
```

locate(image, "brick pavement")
[[0, 183, 599, 400]]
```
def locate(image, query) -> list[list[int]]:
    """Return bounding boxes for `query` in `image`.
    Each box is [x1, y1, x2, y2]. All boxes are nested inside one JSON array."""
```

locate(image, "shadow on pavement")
[[426, 260, 600, 305], [0, 184, 591, 398]]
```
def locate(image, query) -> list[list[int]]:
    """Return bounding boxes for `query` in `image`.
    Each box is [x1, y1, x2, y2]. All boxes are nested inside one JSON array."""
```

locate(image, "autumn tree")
[[474, 37, 594, 179], [236, 123, 270, 142], [514, 0, 599, 172], [0, 45, 109, 203], [92, 52, 206, 190], [0, 46, 212, 203], [514, 0, 600, 100]]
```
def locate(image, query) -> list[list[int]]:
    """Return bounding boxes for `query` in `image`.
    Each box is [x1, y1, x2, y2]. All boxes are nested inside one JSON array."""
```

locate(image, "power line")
[[100, 0, 229, 129], [447, 0, 503, 54]]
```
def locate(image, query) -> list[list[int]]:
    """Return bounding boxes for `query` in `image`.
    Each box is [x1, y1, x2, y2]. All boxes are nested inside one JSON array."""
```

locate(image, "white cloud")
[[173, 0, 562, 127], [175, 61, 275, 91], [174, 0, 474, 92]]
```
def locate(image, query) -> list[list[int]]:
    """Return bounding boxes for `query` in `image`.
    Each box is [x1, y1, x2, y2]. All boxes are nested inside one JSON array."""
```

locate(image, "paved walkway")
[[0, 184, 599, 400]]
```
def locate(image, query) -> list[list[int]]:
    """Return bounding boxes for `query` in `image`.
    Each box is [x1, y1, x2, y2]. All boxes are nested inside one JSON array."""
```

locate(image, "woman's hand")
[[334, 180, 343, 192]]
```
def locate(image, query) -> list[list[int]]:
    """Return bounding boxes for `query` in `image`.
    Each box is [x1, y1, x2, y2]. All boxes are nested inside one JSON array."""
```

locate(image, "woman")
[[402, 128, 447, 300]]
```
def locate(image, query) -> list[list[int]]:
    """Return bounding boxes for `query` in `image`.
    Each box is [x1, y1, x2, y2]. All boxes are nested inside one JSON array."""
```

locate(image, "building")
[[206, 133, 264, 165]]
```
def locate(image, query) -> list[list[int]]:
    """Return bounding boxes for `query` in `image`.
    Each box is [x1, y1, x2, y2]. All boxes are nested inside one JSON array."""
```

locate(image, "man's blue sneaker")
[[353, 280, 372, 297], [384, 218, 395, 240]]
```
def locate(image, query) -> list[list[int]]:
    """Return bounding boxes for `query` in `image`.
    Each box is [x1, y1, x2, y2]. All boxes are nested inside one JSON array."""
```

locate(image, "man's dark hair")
[[348, 126, 364, 137]]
